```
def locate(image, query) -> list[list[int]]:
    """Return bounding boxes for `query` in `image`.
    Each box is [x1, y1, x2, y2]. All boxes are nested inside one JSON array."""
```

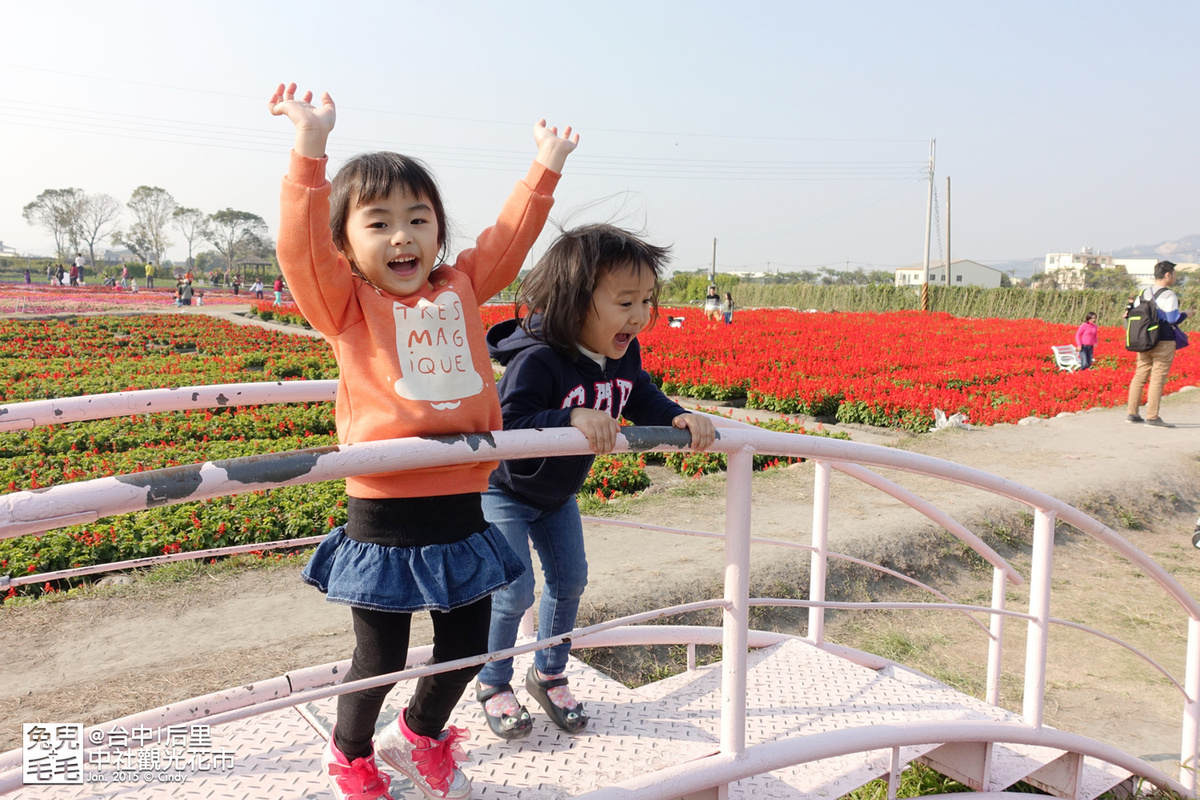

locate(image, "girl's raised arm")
[[533, 119, 579, 173], [268, 82, 337, 159]]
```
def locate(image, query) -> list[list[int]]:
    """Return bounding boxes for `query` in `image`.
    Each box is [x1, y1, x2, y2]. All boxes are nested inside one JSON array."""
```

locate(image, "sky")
[[3, 1, 1198, 276]]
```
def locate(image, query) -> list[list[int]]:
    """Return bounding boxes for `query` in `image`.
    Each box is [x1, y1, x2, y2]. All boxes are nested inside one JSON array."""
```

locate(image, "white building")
[[1042, 251, 1196, 291], [1112, 258, 1162, 289], [1041, 248, 1112, 289], [894, 259, 1004, 289]]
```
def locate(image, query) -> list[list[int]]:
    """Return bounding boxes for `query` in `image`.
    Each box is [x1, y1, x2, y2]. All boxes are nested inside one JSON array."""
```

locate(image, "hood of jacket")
[[487, 315, 553, 366]]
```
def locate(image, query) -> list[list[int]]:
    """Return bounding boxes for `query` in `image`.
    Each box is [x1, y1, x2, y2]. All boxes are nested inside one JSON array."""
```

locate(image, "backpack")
[[1124, 288, 1167, 352]]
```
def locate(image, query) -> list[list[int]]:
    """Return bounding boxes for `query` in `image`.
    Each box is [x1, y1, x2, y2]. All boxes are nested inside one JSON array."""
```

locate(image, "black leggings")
[[334, 597, 492, 760]]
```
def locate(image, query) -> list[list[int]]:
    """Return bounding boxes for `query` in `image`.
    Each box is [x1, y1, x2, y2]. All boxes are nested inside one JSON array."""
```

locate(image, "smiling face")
[[342, 186, 441, 297], [577, 262, 658, 360]]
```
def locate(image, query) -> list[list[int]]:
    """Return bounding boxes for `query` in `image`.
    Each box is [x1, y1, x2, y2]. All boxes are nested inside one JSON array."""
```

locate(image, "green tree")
[[1082, 264, 1136, 292], [203, 209, 268, 276], [122, 186, 177, 264], [172, 206, 205, 270], [195, 250, 223, 273], [76, 193, 122, 269], [22, 188, 85, 261]]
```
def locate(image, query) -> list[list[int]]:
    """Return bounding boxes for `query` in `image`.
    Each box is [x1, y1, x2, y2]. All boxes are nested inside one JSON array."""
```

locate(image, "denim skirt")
[[301, 524, 525, 612]]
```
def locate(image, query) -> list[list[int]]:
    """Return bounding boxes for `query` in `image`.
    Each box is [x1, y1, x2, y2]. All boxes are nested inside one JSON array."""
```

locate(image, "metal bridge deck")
[[11, 639, 1126, 799]]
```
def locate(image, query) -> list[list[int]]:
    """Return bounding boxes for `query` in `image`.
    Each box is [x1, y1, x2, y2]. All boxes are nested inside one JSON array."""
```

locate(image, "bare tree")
[[124, 186, 177, 264], [203, 209, 267, 278], [76, 193, 122, 269], [22, 188, 85, 261], [172, 207, 205, 270]]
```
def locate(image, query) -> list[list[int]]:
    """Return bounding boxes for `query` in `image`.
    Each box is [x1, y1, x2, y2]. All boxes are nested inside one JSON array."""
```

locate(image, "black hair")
[[330, 152, 448, 281], [517, 224, 671, 355], [1155, 260, 1177, 280]]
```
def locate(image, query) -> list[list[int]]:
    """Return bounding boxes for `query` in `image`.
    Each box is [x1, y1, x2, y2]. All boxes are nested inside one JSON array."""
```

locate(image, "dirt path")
[[4, 309, 1200, 774]]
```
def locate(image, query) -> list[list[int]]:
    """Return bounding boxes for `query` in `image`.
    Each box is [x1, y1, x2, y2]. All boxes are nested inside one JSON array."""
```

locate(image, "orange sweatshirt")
[[277, 152, 560, 499]]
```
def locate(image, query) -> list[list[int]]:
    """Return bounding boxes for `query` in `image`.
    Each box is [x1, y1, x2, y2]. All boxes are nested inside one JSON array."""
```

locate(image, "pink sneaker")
[[322, 729, 395, 800], [376, 709, 471, 800]]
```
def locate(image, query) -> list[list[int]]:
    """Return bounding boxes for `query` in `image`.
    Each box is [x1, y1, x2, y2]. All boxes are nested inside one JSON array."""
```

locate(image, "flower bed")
[[630, 308, 1196, 430], [0, 283, 254, 315], [2, 305, 1185, 597]]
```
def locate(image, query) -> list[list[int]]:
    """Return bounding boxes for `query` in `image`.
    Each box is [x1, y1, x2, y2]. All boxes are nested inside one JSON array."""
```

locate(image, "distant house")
[[1112, 257, 1161, 290], [102, 248, 139, 265], [1042, 251, 1190, 291], [894, 259, 1003, 289], [0, 241, 18, 256], [1040, 248, 1112, 289]]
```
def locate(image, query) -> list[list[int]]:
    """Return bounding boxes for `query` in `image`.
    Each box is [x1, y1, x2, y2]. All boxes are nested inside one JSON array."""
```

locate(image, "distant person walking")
[[145, 261, 156, 289], [1127, 260, 1189, 427], [722, 291, 735, 324], [704, 284, 720, 321], [272, 276, 284, 306], [23, 268, 30, 285], [252, 278, 264, 299], [180, 280, 194, 307], [74, 252, 85, 285], [1074, 311, 1098, 369]]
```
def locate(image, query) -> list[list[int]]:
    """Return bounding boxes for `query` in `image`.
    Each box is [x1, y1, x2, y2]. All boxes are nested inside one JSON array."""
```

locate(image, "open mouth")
[[388, 255, 419, 276], [614, 333, 633, 348]]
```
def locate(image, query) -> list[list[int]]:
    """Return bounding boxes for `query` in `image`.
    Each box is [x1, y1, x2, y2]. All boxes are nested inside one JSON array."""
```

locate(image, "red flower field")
[[484, 304, 1195, 430]]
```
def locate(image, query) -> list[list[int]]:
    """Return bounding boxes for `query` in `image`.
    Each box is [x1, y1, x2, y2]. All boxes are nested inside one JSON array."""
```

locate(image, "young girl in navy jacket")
[[476, 224, 715, 739]]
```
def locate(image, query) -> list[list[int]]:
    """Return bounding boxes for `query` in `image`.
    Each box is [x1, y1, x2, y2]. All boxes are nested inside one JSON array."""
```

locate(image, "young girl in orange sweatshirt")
[[270, 82, 577, 800]]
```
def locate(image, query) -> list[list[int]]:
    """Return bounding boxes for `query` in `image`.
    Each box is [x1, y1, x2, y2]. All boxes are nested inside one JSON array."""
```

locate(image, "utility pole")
[[945, 175, 951, 289], [710, 238, 717, 285], [921, 139, 935, 311]]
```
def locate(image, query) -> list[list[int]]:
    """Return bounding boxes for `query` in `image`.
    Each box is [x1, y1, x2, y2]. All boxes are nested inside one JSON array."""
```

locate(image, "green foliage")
[[836, 400, 935, 433], [0, 402, 342, 600], [663, 416, 852, 477], [579, 454, 650, 502], [660, 270, 741, 305], [670, 282, 1200, 327], [847, 762, 973, 799]]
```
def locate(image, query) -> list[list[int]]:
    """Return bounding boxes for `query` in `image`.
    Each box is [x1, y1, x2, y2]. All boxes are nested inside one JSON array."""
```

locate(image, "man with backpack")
[[1127, 260, 1188, 427]]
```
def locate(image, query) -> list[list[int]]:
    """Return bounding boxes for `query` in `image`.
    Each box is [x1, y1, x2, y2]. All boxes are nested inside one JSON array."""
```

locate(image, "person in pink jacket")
[[270, 82, 577, 800], [1075, 311, 1098, 370]]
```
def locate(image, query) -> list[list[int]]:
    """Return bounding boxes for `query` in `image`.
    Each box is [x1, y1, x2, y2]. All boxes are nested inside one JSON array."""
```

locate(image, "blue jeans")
[[477, 488, 588, 686], [1079, 345, 1094, 370]]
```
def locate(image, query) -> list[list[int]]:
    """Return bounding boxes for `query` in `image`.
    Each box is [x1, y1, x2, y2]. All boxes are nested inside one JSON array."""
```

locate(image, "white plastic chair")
[[1051, 345, 1080, 372]]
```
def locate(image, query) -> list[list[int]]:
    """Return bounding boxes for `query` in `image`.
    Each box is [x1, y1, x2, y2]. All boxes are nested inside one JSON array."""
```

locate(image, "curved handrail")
[[753, 598, 1187, 696], [571, 719, 1190, 799], [0, 380, 337, 432], [0, 424, 1191, 619], [583, 518, 997, 637], [2, 383, 1198, 792]]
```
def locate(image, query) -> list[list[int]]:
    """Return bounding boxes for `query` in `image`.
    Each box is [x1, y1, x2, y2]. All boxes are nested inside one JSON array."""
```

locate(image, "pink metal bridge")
[[0, 380, 1196, 798]]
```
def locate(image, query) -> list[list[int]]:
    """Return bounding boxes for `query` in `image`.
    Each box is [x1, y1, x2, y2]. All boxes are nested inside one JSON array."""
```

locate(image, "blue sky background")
[[3, 1, 1197, 275]]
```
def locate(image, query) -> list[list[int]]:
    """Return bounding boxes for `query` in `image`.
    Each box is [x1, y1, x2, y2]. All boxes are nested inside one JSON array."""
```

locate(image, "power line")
[[2, 99, 928, 182]]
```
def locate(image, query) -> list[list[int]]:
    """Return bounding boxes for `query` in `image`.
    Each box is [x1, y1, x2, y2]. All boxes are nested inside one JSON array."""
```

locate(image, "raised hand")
[[268, 82, 336, 159], [533, 119, 579, 173]]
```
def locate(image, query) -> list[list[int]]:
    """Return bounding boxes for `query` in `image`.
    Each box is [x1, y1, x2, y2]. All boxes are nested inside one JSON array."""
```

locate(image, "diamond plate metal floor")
[[10, 638, 1129, 799]]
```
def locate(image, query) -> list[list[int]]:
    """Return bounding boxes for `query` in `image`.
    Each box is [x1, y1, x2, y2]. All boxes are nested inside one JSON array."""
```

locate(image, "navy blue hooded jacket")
[[486, 316, 686, 510]]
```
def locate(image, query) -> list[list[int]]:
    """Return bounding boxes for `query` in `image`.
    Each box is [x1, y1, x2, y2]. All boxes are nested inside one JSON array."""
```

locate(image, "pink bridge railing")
[[0, 381, 1197, 797]]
